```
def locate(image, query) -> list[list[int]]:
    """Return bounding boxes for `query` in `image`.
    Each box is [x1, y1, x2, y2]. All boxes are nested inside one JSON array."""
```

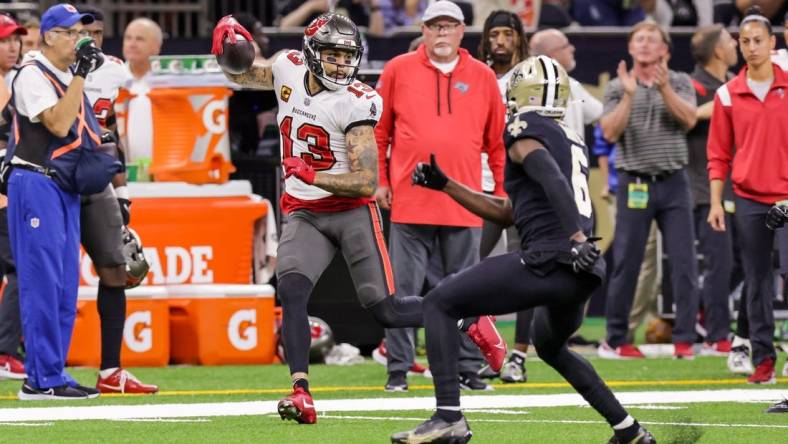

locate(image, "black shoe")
[[385, 371, 408, 392], [391, 416, 472, 444], [18, 380, 89, 400], [476, 364, 500, 380], [607, 427, 656, 444], [765, 398, 788, 413], [72, 383, 100, 399], [567, 334, 600, 348], [500, 350, 527, 383], [459, 372, 493, 391]]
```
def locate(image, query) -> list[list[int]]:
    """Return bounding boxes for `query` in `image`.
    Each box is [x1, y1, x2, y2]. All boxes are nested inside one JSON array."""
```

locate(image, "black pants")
[[424, 252, 628, 427], [606, 170, 699, 347], [694, 204, 733, 343], [0, 208, 21, 357], [733, 196, 788, 365]]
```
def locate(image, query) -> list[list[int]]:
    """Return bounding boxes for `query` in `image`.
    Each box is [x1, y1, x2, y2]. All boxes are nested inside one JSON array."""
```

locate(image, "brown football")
[[216, 35, 254, 75]]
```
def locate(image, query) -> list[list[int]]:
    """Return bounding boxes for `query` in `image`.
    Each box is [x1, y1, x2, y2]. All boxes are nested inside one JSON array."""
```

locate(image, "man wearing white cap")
[[375, 0, 507, 393]]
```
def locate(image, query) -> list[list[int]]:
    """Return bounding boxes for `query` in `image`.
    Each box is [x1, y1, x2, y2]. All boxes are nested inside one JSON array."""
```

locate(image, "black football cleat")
[[765, 398, 788, 413], [391, 416, 472, 444], [607, 427, 656, 444]]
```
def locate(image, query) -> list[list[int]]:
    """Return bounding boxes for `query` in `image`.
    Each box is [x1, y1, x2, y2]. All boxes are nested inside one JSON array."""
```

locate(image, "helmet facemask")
[[303, 13, 363, 91], [506, 55, 570, 119]]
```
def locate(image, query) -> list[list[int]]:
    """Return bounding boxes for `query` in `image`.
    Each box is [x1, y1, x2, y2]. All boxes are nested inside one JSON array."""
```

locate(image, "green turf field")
[[0, 318, 785, 443]]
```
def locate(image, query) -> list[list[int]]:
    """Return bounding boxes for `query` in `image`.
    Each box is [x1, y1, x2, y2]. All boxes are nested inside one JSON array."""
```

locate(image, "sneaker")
[[700, 339, 732, 356], [373, 340, 432, 378], [607, 426, 656, 443], [408, 362, 432, 379], [97, 368, 159, 394], [372, 340, 388, 366], [464, 315, 507, 372], [765, 398, 788, 413], [747, 357, 776, 384], [18, 380, 89, 401], [500, 350, 527, 383], [673, 342, 695, 360], [277, 386, 317, 424], [0, 354, 26, 380], [567, 334, 600, 348], [727, 346, 754, 374], [391, 416, 472, 444], [72, 383, 100, 399], [476, 364, 499, 380], [385, 371, 408, 392], [459, 372, 493, 391], [598, 342, 645, 359]]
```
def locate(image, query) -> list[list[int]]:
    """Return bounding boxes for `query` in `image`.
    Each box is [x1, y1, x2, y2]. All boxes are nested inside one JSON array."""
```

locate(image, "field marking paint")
[[315, 414, 788, 430], [0, 422, 53, 427], [0, 377, 785, 400], [0, 389, 784, 423], [107, 418, 212, 423]]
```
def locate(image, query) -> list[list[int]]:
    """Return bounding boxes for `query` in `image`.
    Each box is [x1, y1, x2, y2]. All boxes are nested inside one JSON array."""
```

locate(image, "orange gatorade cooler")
[[168, 284, 276, 365], [146, 86, 236, 184], [79, 182, 269, 287], [68, 286, 170, 367]]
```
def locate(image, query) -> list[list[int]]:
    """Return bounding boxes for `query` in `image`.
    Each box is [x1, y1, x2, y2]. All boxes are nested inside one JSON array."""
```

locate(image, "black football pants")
[[423, 252, 629, 427]]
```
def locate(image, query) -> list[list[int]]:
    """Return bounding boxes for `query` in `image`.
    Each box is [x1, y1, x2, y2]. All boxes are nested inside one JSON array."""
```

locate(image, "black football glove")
[[766, 204, 788, 230], [118, 198, 131, 226], [74, 40, 104, 78], [411, 153, 448, 190], [571, 236, 602, 273]]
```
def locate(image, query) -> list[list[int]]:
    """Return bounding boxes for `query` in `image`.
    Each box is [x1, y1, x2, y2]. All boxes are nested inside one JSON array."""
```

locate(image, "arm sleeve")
[[374, 63, 396, 188], [14, 68, 59, 123], [706, 92, 733, 181], [483, 73, 506, 196], [522, 147, 583, 235]]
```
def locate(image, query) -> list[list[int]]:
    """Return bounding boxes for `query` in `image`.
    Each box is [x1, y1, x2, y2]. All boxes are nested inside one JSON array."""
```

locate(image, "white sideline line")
[[0, 422, 53, 427], [315, 415, 788, 430], [0, 389, 784, 422]]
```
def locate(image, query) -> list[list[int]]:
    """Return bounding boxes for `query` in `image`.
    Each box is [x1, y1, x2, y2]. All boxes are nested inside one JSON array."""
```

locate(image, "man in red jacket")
[[374, 0, 506, 392]]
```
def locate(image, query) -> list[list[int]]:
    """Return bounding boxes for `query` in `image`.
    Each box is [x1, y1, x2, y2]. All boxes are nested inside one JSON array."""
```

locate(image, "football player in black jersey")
[[391, 56, 654, 444]]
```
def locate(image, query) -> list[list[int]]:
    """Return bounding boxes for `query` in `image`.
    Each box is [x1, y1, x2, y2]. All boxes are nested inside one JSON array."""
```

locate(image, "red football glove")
[[283, 157, 316, 185], [211, 15, 254, 56]]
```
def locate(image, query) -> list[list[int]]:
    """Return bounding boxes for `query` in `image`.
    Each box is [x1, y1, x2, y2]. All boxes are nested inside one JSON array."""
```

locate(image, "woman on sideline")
[[706, 5, 788, 384]]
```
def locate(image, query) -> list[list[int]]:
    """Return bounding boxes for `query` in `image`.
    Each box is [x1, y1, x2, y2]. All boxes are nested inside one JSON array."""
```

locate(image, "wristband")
[[115, 185, 130, 200]]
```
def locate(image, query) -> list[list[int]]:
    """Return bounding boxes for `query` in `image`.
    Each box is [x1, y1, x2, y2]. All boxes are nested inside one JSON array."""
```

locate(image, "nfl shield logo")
[[30, 217, 39, 228]]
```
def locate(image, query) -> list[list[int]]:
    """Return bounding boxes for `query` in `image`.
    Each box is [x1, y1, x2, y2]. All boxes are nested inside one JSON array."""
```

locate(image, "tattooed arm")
[[313, 125, 378, 197], [224, 62, 274, 90]]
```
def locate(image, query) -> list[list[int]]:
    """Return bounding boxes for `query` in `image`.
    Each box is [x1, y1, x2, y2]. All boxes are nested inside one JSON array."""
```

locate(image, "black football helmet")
[[302, 13, 363, 90]]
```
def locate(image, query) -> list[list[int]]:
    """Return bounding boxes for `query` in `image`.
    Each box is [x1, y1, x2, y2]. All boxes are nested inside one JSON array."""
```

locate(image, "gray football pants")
[[385, 223, 484, 375]]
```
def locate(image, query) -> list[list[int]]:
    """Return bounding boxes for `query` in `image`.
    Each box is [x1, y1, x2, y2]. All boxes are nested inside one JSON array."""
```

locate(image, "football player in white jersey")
[[213, 12, 505, 425], [76, 5, 158, 395]]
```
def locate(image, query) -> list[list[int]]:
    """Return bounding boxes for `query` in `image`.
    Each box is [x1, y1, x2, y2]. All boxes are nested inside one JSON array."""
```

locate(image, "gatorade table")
[[70, 181, 273, 367]]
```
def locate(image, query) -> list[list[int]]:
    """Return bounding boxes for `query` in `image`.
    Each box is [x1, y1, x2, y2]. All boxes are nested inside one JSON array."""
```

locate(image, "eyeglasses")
[[49, 29, 89, 39], [426, 22, 461, 33]]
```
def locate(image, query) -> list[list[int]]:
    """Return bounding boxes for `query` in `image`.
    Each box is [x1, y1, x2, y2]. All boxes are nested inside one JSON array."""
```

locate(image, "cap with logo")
[[40, 3, 94, 35], [0, 14, 27, 39], [422, 0, 464, 24]]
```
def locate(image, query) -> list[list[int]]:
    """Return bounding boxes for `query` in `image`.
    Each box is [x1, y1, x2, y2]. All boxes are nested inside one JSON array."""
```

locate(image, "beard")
[[434, 46, 454, 58], [490, 50, 513, 65]]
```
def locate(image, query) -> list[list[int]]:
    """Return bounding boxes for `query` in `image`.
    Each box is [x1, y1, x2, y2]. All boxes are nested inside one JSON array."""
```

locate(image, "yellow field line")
[[1, 377, 783, 401]]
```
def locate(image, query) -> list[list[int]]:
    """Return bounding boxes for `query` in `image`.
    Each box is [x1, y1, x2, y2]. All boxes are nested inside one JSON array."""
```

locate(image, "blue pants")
[[7, 169, 80, 389], [694, 205, 733, 343], [733, 196, 788, 366], [605, 170, 699, 347]]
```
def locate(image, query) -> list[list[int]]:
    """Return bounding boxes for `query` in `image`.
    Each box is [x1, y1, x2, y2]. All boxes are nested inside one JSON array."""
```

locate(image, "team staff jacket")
[[375, 44, 506, 227], [707, 64, 788, 204]]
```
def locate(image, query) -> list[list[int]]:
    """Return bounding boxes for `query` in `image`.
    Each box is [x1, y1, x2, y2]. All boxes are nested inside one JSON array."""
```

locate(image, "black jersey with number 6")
[[503, 111, 595, 258]]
